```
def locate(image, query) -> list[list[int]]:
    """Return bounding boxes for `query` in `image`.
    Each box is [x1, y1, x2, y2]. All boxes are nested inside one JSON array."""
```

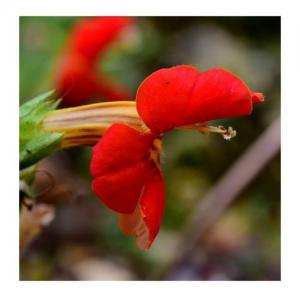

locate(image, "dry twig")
[[158, 117, 280, 279]]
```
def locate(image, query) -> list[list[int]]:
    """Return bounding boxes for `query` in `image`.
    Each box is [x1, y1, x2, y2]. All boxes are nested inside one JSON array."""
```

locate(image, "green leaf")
[[19, 165, 37, 184], [20, 91, 64, 169]]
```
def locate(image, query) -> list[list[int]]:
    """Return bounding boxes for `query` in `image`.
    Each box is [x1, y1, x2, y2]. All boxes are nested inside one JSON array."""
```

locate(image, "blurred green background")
[[19, 17, 280, 280]]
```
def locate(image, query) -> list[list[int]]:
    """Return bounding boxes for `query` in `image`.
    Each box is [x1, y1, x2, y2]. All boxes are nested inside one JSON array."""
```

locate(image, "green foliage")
[[19, 90, 63, 169]]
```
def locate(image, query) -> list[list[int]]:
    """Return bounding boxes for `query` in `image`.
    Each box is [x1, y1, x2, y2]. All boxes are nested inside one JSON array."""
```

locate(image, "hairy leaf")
[[20, 91, 64, 169]]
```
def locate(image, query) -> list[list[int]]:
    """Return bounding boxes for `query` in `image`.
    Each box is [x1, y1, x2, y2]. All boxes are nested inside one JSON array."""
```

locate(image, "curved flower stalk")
[[20, 65, 263, 250], [54, 17, 133, 107], [43, 101, 144, 148]]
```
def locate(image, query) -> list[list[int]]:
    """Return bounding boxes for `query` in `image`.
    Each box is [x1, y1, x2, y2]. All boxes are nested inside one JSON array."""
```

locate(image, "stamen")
[[181, 123, 237, 141]]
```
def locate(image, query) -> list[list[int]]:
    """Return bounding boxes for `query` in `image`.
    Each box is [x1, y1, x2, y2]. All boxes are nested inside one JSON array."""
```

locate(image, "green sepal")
[[19, 165, 37, 184], [20, 91, 64, 169]]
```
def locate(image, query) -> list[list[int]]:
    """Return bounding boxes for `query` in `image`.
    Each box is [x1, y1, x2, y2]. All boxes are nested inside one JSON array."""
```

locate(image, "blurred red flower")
[[90, 65, 264, 249], [54, 17, 133, 107]]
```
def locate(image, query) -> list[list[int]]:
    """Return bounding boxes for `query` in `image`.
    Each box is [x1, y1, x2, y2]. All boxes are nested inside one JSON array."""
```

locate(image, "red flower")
[[55, 17, 133, 107], [90, 65, 264, 249]]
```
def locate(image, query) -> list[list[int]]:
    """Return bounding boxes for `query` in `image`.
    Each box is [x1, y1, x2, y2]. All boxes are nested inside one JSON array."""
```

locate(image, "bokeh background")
[[19, 17, 280, 280]]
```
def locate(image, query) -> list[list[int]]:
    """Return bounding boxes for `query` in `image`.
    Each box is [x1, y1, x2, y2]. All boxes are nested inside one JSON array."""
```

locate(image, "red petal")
[[55, 17, 133, 106], [119, 169, 165, 250], [136, 65, 264, 133], [90, 124, 155, 214], [94, 73, 132, 101], [55, 52, 132, 107], [55, 53, 101, 107], [69, 17, 133, 63], [92, 162, 151, 214]]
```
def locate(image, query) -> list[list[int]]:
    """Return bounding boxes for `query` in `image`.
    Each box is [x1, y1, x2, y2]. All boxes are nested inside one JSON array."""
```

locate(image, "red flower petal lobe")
[[119, 168, 165, 250], [55, 52, 132, 107], [55, 17, 133, 106], [136, 65, 264, 133], [55, 53, 101, 107], [90, 124, 155, 214], [69, 16, 132, 63]]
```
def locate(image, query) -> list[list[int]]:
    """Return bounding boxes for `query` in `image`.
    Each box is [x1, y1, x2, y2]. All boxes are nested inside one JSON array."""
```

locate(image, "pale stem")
[[43, 101, 147, 148]]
